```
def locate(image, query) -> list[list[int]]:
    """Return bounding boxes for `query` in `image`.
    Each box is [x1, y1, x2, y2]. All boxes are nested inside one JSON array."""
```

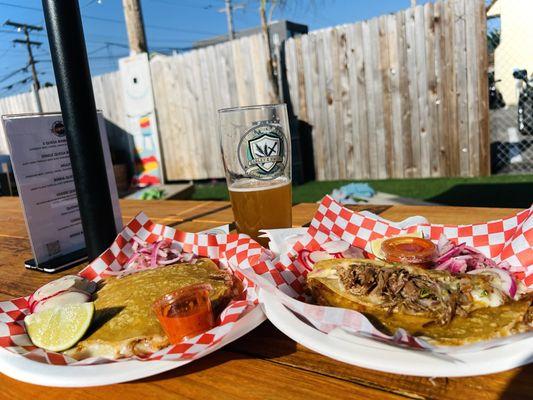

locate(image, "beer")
[[229, 178, 292, 244], [218, 103, 292, 246]]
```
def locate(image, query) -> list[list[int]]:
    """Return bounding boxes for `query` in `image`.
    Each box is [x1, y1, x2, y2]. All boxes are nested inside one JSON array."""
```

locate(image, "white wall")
[[488, 0, 533, 105]]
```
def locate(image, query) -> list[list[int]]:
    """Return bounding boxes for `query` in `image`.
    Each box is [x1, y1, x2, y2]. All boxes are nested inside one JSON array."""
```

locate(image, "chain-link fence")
[[487, 0, 533, 175]]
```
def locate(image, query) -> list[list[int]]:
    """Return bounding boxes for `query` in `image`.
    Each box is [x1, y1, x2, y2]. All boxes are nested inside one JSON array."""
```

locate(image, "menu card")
[[2, 112, 122, 269]]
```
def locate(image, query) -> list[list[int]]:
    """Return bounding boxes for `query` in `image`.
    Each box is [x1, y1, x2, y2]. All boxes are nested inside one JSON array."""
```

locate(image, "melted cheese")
[[471, 288, 505, 307]]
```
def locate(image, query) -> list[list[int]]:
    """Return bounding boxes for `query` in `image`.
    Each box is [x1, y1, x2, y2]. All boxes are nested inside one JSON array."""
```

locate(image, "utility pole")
[[259, 0, 279, 103], [122, 0, 148, 54], [5, 20, 43, 111], [224, 0, 235, 40], [218, 1, 244, 41]]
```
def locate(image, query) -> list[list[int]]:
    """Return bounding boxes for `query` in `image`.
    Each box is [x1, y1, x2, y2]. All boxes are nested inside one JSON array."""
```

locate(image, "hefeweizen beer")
[[229, 178, 292, 244], [218, 104, 292, 244]]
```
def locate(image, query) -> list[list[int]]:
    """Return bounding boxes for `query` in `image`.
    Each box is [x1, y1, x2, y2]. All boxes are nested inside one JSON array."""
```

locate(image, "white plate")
[[0, 306, 265, 387], [259, 289, 533, 377]]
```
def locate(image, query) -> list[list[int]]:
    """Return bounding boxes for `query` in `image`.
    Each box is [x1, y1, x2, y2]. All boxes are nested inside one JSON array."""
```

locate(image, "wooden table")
[[0, 199, 531, 400]]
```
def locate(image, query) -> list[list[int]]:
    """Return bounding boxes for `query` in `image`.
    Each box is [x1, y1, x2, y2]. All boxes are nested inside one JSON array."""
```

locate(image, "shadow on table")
[[499, 363, 533, 400], [135, 321, 298, 383], [428, 183, 533, 208]]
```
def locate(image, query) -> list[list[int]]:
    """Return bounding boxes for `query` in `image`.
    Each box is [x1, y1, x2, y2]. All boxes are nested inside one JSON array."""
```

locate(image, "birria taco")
[[307, 259, 532, 345]]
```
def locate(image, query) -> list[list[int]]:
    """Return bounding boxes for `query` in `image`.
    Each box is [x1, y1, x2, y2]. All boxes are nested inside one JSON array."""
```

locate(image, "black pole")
[[41, 0, 117, 260]]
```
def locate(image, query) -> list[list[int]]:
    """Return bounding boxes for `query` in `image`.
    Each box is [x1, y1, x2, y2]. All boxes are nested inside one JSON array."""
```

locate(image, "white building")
[[487, 0, 533, 105]]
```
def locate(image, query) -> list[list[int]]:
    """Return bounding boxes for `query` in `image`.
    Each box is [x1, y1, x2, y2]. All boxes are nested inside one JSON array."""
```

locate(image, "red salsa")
[[153, 284, 215, 344], [380, 236, 436, 265]]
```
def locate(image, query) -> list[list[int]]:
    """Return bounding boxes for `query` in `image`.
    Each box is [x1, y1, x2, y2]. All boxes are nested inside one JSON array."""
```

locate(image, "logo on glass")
[[238, 120, 286, 180]]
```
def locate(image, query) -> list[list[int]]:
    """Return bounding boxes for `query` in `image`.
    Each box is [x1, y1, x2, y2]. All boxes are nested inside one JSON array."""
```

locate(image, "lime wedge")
[[24, 302, 94, 352]]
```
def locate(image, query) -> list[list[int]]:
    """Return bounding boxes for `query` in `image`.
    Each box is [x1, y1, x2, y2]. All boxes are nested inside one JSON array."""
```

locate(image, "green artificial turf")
[[191, 175, 533, 208]]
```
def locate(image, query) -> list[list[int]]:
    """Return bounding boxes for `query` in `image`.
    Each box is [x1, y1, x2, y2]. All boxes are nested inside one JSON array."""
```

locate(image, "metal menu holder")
[[2, 112, 122, 272]]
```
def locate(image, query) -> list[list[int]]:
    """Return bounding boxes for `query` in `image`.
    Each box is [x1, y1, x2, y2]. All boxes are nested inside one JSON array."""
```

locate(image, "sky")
[[0, 0, 438, 97]]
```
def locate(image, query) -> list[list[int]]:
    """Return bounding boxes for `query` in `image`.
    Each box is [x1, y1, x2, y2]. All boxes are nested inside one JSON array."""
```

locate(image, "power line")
[[0, 65, 28, 83], [82, 0, 101, 8], [1, 75, 31, 92], [148, 0, 216, 10], [0, 1, 220, 35]]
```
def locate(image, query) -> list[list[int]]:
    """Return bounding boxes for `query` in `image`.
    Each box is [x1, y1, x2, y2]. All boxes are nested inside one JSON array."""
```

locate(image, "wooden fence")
[[0, 71, 131, 164], [284, 0, 488, 179], [0, 0, 488, 181], [150, 34, 275, 180]]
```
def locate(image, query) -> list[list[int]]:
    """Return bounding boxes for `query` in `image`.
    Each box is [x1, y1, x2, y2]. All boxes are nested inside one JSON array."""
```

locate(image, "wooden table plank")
[[379, 205, 522, 225], [227, 320, 533, 400], [117, 200, 231, 225], [0, 198, 232, 230], [195, 202, 393, 227], [292, 203, 393, 226], [1, 350, 404, 400], [0, 199, 530, 400]]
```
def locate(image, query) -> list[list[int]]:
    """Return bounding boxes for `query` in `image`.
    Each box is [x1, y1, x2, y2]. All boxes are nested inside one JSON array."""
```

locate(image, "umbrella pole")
[[41, 0, 117, 260]]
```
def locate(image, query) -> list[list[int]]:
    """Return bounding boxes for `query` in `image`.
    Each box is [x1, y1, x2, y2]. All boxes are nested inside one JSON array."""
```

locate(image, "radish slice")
[[309, 251, 333, 263], [468, 268, 517, 299], [32, 291, 91, 313], [32, 275, 95, 303], [297, 250, 312, 270], [321, 240, 350, 255]]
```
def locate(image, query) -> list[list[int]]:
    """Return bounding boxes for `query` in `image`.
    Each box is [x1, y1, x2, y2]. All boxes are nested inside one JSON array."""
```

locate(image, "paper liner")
[[241, 196, 533, 353], [0, 212, 270, 365]]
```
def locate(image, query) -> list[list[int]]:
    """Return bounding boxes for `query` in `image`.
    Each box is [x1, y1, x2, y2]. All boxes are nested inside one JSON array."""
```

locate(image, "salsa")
[[380, 236, 436, 265], [153, 284, 215, 344]]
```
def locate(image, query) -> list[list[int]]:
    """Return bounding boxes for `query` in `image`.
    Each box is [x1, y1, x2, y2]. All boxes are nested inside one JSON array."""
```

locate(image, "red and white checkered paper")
[[0, 212, 270, 366], [240, 196, 533, 352]]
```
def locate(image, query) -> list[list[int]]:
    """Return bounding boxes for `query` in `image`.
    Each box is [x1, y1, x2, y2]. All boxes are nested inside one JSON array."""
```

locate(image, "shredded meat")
[[525, 301, 533, 326], [338, 264, 458, 325]]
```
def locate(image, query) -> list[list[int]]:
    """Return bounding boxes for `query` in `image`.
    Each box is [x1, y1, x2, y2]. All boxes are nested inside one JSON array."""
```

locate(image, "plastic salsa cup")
[[152, 283, 215, 344], [380, 236, 436, 265]]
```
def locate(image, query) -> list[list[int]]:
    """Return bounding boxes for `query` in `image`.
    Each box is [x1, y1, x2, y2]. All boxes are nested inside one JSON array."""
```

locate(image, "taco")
[[65, 259, 240, 360], [307, 259, 532, 345]]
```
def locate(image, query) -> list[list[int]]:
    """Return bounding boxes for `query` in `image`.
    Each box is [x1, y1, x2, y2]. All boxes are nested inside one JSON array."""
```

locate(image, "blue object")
[[339, 183, 375, 198], [330, 183, 376, 205]]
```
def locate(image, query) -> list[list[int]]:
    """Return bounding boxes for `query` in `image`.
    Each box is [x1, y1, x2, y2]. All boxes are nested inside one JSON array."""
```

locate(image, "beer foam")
[[228, 177, 291, 192]]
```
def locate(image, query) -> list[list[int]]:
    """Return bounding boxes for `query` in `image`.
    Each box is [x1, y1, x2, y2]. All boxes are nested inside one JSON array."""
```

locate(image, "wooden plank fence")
[[0, 0, 488, 180], [284, 0, 489, 179], [0, 71, 130, 160], [150, 34, 275, 180]]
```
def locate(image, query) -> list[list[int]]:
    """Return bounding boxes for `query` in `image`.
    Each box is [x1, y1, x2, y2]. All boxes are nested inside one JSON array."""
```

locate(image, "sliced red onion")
[[450, 258, 468, 274], [435, 258, 454, 270], [150, 241, 163, 268], [158, 256, 182, 265], [341, 246, 365, 259], [309, 251, 332, 264], [435, 243, 466, 263], [182, 253, 196, 263], [124, 239, 197, 271], [468, 268, 517, 299], [321, 240, 350, 255], [437, 234, 454, 254]]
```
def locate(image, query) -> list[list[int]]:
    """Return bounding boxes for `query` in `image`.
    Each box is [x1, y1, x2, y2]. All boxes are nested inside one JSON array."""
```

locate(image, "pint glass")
[[218, 104, 292, 243]]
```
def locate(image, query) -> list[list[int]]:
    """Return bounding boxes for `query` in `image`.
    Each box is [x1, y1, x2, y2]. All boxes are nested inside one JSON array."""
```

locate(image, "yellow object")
[[24, 303, 94, 352]]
